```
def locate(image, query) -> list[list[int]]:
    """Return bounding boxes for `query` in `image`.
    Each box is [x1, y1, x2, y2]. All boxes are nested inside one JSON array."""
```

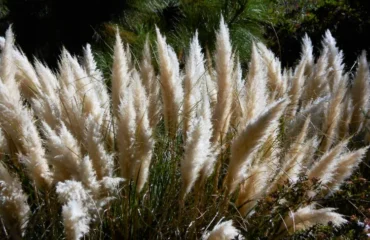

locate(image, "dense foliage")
[[267, 0, 370, 68]]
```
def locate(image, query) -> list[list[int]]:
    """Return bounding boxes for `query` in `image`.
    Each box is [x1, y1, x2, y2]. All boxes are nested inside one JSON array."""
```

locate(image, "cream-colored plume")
[[0, 27, 20, 102], [117, 85, 136, 180], [31, 60, 62, 128], [85, 116, 114, 180], [197, 94, 217, 182], [183, 31, 205, 140], [56, 181, 91, 240], [211, 16, 234, 143], [83, 44, 110, 109], [322, 30, 345, 91], [12, 48, 42, 100], [350, 51, 370, 133], [0, 28, 51, 188], [319, 78, 346, 153], [303, 47, 329, 106], [82, 45, 113, 149], [286, 96, 329, 142], [257, 42, 286, 101], [242, 43, 267, 128], [300, 34, 314, 76], [140, 38, 161, 128], [327, 147, 368, 193], [225, 99, 287, 194], [202, 219, 243, 240], [278, 204, 347, 235], [286, 59, 306, 118], [112, 30, 130, 116], [57, 49, 85, 143], [132, 74, 154, 192], [269, 115, 311, 193], [338, 92, 354, 140], [231, 56, 246, 129], [156, 27, 184, 138], [236, 164, 269, 216], [181, 94, 213, 199], [0, 163, 30, 237], [42, 122, 83, 183], [0, 80, 52, 188], [67, 53, 101, 121], [307, 139, 348, 185]]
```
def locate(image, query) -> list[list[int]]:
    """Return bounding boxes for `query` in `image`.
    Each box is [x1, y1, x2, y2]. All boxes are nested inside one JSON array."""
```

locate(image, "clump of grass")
[[1, 18, 370, 239]]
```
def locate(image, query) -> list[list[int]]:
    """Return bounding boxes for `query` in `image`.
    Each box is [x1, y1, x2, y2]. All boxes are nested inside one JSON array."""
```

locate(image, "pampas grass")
[[277, 204, 347, 235], [112, 30, 130, 116], [1, 19, 370, 239], [140, 38, 161, 128], [242, 43, 267, 127], [225, 99, 287, 194], [350, 51, 370, 134], [202, 220, 243, 240], [211, 16, 233, 144], [0, 74, 52, 189], [0, 163, 30, 238], [155, 27, 183, 139]]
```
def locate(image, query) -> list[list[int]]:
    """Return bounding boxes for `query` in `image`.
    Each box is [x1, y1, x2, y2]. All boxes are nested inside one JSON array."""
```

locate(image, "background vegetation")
[[267, 0, 370, 68], [2, 0, 370, 69]]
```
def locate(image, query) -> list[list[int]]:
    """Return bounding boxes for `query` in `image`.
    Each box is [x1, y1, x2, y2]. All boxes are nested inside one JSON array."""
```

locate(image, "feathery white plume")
[[0, 163, 30, 237], [211, 16, 234, 143], [242, 43, 267, 127], [56, 181, 91, 240], [117, 85, 136, 180], [131, 74, 154, 192], [140, 38, 161, 128], [225, 99, 287, 194], [327, 147, 368, 192], [236, 164, 270, 216], [278, 204, 347, 235], [156, 27, 184, 138], [183, 31, 205, 140], [350, 51, 370, 133], [308, 139, 348, 185], [202, 220, 243, 240], [112, 30, 130, 116], [181, 95, 213, 199], [0, 80, 52, 188]]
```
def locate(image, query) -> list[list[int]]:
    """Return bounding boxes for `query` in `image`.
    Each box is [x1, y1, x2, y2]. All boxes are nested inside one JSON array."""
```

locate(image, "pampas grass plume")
[[181, 96, 213, 199], [112, 29, 130, 116], [225, 99, 287, 194], [202, 220, 243, 240], [328, 146, 368, 192], [211, 16, 234, 143], [183, 31, 204, 140], [0, 80, 52, 188], [242, 43, 267, 127], [140, 38, 161, 128], [156, 27, 184, 138], [278, 204, 347, 235], [308, 139, 348, 185], [0, 163, 30, 237], [350, 51, 370, 133], [132, 74, 154, 192]]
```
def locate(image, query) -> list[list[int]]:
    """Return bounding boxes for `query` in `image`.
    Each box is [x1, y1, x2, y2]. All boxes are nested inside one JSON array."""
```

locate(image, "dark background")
[[0, 0, 125, 67], [1, 0, 370, 70]]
